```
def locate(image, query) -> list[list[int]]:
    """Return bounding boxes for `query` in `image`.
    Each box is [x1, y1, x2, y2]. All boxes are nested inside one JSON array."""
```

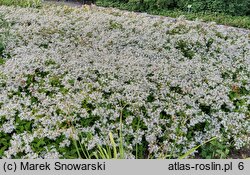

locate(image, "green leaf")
[[179, 137, 217, 159]]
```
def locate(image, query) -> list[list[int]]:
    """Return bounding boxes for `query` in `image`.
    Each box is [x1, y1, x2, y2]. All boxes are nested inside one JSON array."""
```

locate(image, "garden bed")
[[0, 4, 249, 159]]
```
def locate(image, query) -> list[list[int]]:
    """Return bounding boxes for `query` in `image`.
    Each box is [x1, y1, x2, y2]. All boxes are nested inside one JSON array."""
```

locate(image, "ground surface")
[[44, 0, 90, 7]]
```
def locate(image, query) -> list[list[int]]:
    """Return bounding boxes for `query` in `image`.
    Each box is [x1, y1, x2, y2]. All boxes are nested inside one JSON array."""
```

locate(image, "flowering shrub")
[[0, 4, 249, 158]]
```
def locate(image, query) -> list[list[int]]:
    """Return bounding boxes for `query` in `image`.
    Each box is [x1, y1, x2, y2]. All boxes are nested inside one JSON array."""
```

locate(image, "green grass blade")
[[91, 152, 99, 159], [119, 113, 125, 159], [72, 139, 82, 159], [109, 132, 117, 159], [178, 137, 217, 159], [97, 144, 110, 159], [78, 139, 90, 159]]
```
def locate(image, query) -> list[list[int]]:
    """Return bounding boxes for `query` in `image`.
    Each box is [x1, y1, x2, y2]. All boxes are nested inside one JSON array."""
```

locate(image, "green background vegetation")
[[96, 0, 250, 28], [97, 0, 250, 16]]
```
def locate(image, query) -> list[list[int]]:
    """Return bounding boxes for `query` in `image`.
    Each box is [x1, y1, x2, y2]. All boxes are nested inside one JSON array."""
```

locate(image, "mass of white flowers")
[[0, 4, 249, 158]]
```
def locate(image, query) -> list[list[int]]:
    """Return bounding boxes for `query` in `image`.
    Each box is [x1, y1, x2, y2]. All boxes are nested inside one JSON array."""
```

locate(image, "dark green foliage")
[[31, 137, 47, 153], [97, 0, 250, 29], [0, 115, 7, 127], [206, 38, 214, 51], [0, 133, 12, 157], [15, 116, 33, 134], [146, 93, 155, 102], [0, 42, 4, 56], [79, 115, 100, 127], [186, 120, 211, 140], [199, 104, 212, 115], [199, 138, 231, 158], [133, 136, 149, 158], [0, 57, 5, 65], [98, 0, 250, 16], [186, 0, 250, 16], [159, 110, 171, 120], [31, 136, 78, 158], [39, 43, 49, 49], [170, 85, 183, 94], [132, 117, 147, 130], [81, 99, 96, 113], [0, 15, 9, 63], [79, 99, 99, 127]]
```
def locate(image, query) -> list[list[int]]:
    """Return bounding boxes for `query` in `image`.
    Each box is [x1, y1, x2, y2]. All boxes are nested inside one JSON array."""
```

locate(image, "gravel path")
[[43, 0, 85, 7]]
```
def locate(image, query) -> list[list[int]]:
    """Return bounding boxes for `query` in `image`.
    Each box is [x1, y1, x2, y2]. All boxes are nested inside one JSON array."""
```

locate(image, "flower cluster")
[[0, 4, 249, 158]]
